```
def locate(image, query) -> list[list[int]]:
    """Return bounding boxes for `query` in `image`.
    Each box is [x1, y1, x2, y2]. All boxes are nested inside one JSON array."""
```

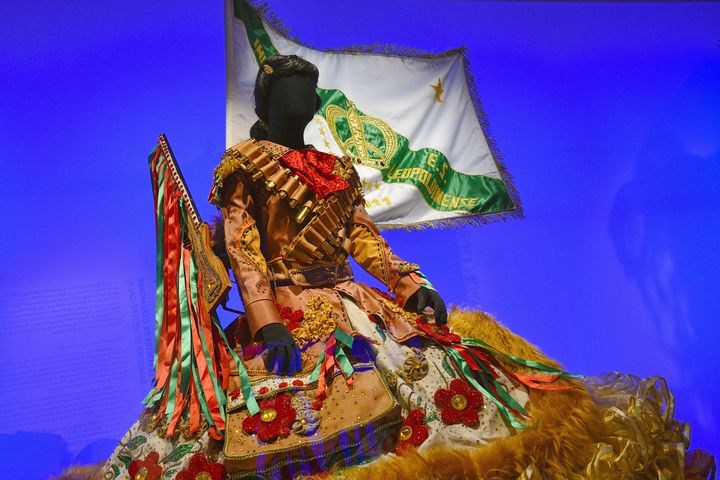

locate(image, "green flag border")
[[226, 0, 523, 230]]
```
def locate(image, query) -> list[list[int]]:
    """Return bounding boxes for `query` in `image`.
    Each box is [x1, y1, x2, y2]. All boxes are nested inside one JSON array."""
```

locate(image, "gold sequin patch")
[[380, 297, 420, 322], [291, 295, 338, 348], [401, 348, 429, 383]]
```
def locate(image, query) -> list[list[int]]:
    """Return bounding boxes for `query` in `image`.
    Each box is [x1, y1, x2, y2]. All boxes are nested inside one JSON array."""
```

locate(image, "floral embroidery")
[[176, 453, 225, 480], [242, 394, 297, 442], [415, 319, 461, 345], [396, 409, 429, 454], [434, 378, 484, 426], [128, 451, 163, 480], [291, 394, 321, 436]]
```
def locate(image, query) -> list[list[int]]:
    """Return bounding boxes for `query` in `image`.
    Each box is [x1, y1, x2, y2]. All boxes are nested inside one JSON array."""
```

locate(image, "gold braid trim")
[[237, 221, 267, 276], [397, 261, 421, 274]]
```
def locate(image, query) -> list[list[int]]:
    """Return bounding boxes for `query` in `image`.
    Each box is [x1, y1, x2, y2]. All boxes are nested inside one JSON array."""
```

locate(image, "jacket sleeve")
[[220, 172, 283, 339], [346, 204, 424, 304]]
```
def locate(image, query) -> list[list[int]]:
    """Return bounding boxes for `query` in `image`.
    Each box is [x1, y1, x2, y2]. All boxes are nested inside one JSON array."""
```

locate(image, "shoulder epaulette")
[[209, 139, 313, 214], [209, 140, 365, 263]]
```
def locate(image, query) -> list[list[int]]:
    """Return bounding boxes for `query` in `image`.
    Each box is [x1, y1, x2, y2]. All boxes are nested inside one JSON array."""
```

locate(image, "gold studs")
[[135, 467, 149, 480], [260, 408, 278, 423], [399, 425, 413, 441], [451, 394, 468, 411]]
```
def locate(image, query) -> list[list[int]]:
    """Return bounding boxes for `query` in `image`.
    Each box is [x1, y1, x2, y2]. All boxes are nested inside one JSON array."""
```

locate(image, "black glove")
[[404, 287, 448, 325], [259, 323, 303, 376]]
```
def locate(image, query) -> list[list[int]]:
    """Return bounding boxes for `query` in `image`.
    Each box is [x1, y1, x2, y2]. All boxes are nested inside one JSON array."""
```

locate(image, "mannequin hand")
[[259, 323, 302, 376], [404, 288, 448, 325]]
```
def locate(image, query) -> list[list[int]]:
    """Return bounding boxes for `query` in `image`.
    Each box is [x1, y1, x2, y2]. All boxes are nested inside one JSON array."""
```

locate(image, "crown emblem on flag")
[[324, 100, 398, 170]]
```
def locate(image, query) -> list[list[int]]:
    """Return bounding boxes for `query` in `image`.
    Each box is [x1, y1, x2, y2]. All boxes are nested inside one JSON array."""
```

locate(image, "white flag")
[[225, 0, 521, 229]]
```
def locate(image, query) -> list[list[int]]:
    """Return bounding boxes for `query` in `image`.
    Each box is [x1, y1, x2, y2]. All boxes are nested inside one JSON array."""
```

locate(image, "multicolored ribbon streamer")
[[309, 330, 355, 399], [143, 143, 258, 439], [441, 336, 577, 429]]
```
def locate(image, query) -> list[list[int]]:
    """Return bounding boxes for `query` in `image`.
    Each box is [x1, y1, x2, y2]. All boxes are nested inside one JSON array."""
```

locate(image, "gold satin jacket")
[[209, 139, 424, 347]]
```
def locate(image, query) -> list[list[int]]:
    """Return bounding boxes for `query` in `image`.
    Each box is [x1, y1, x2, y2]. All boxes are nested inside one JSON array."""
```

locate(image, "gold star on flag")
[[431, 78, 444, 103]]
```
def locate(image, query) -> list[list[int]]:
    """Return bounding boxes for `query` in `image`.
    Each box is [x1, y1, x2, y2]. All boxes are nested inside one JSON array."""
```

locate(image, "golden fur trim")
[[51, 464, 104, 480], [339, 308, 702, 479], [338, 309, 602, 480]]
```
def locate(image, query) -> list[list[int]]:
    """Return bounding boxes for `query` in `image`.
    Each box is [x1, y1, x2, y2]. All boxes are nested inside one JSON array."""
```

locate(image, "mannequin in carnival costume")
[[92, 55, 712, 480]]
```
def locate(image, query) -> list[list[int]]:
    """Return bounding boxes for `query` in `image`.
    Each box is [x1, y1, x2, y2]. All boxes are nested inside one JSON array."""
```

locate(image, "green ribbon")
[[150, 147, 165, 373], [333, 330, 355, 379], [190, 347, 215, 427], [308, 352, 324, 385], [445, 348, 527, 430], [308, 331, 355, 384], [464, 347, 527, 414], [165, 357, 179, 423], [188, 253, 226, 417], [214, 312, 259, 415], [461, 338, 579, 378], [413, 270, 436, 291], [176, 230, 193, 395]]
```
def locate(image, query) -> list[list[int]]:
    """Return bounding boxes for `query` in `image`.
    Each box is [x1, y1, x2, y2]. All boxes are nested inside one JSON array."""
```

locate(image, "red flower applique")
[[278, 381, 288, 388], [434, 379, 484, 426], [415, 319, 461, 345], [231, 389, 240, 400], [242, 393, 297, 442], [277, 303, 304, 331], [292, 379, 304, 387], [176, 453, 225, 480], [396, 409, 429, 455], [128, 451, 163, 480]]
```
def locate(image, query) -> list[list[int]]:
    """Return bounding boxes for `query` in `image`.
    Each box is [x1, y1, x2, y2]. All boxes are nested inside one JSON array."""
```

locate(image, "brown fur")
[[51, 464, 104, 480]]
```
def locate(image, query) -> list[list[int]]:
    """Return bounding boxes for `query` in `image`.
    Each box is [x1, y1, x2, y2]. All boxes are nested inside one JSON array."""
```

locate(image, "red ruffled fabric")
[[279, 149, 349, 199]]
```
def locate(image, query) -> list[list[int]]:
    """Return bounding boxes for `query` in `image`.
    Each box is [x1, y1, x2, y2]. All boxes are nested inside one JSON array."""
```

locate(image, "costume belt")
[[270, 262, 354, 288]]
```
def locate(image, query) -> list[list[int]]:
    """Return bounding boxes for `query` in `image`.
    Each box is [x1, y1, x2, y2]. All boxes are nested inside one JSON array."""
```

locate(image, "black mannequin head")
[[250, 55, 322, 149]]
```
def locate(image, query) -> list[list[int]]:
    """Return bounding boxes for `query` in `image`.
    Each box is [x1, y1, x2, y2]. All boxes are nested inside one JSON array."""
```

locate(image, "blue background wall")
[[1, 1, 718, 477]]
